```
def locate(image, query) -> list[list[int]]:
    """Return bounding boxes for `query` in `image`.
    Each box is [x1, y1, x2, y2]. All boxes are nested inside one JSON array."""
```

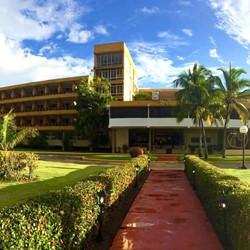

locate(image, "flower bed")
[[184, 155, 250, 250], [0, 155, 149, 249]]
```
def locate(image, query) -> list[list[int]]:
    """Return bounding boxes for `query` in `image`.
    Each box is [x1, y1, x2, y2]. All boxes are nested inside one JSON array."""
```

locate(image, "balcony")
[[0, 92, 77, 104]]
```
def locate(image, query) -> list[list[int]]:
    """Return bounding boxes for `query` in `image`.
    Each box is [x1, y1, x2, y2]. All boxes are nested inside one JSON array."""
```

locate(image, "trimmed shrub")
[[0, 151, 39, 181], [0, 202, 62, 249], [129, 146, 144, 158], [184, 155, 250, 250], [0, 155, 149, 249]]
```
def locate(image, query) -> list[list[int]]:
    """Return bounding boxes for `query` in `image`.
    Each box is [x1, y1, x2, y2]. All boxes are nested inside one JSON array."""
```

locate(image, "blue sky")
[[0, 0, 250, 89]]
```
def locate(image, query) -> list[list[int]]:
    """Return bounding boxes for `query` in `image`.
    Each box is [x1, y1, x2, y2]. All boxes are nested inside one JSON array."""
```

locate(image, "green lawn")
[[205, 155, 250, 162], [0, 160, 112, 209], [86, 154, 132, 161], [85, 154, 158, 161], [223, 168, 250, 185]]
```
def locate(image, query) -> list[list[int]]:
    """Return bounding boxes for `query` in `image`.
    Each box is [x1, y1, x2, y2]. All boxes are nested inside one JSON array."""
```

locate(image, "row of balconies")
[[0, 83, 77, 101], [0, 98, 77, 113], [15, 116, 75, 127], [0, 106, 75, 114]]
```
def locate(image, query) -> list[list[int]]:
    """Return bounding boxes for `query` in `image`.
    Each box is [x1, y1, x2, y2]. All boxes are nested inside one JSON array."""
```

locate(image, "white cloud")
[[210, 48, 219, 58], [128, 42, 193, 88], [209, 48, 225, 64], [182, 29, 193, 37], [139, 7, 161, 14], [176, 55, 185, 61], [0, 0, 85, 42], [246, 53, 250, 65], [67, 24, 94, 43], [38, 43, 58, 56], [0, 33, 92, 86], [178, 0, 191, 6], [209, 36, 226, 64], [94, 25, 109, 36], [210, 36, 216, 47], [209, 0, 250, 48], [158, 31, 187, 47]]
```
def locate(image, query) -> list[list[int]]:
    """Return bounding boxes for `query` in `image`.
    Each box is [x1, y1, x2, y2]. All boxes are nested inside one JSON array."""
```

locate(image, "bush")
[[28, 136, 49, 149], [184, 155, 250, 250], [129, 146, 144, 158], [0, 155, 149, 249], [0, 151, 39, 181], [0, 203, 62, 249], [122, 143, 129, 153]]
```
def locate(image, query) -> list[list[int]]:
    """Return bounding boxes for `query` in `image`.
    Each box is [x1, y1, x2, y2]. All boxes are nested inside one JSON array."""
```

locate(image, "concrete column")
[[148, 128, 151, 153]]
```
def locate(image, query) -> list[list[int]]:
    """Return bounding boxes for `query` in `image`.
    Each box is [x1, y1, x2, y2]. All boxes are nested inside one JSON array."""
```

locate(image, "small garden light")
[[218, 190, 227, 209], [97, 189, 108, 207], [135, 164, 140, 174], [192, 167, 196, 190], [134, 164, 140, 188], [97, 189, 108, 242], [217, 190, 228, 246], [148, 156, 151, 171]]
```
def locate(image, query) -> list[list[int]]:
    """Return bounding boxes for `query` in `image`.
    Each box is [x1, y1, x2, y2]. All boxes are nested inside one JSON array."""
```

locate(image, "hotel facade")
[[0, 42, 249, 154]]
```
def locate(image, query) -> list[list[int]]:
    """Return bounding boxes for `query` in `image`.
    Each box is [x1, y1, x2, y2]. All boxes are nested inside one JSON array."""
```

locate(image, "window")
[[150, 107, 174, 118], [111, 107, 148, 118], [111, 84, 122, 95], [191, 137, 211, 143], [97, 53, 122, 66], [96, 69, 122, 80], [65, 103, 71, 109]]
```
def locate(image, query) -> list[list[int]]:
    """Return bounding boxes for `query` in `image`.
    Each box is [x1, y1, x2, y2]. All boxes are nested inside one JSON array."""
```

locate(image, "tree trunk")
[[222, 112, 230, 158], [199, 118, 203, 157], [201, 120, 208, 159]]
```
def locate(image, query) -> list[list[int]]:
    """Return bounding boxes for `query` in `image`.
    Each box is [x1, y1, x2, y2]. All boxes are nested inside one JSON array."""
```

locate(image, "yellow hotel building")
[[0, 41, 249, 154], [0, 42, 139, 150]]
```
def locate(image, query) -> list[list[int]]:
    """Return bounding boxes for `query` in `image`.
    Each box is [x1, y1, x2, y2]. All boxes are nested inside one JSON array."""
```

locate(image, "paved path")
[[110, 168, 223, 250]]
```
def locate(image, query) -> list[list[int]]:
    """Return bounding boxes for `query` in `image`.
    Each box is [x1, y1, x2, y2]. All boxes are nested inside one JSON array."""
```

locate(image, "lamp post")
[[239, 125, 248, 169], [217, 190, 228, 247], [97, 189, 108, 242]]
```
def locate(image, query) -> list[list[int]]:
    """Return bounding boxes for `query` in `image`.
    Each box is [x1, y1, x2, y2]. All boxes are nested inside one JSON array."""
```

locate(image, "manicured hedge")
[[0, 155, 149, 249], [184, 155, 250, 250]]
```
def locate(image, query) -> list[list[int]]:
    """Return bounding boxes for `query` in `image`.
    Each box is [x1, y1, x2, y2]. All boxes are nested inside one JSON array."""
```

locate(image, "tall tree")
[[0, 110, 38, 151], [215, 64, 250, 158], [75, 77, 113, 150], [173, 62, 216, 158]]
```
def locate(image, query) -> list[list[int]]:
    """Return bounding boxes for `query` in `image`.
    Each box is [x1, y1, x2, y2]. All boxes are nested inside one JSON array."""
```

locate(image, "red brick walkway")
[[157, 156, 178, 162], [110, 169, 223, 250]]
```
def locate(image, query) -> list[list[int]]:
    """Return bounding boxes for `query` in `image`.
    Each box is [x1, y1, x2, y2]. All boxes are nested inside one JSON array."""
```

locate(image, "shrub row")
[[0, 151, 38, 181], [184, 155, 250, 250], [0, 155, 149, 249]]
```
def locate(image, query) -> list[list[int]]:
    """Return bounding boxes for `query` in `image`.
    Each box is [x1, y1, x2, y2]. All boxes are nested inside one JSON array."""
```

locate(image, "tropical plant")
[[173, 62, 218, 158], [0, 110, 38, 151], [75, 77, 113, 150], [122, 143, 129, 153], [134, 92, 151, 100], [215, 64, 250, 158]]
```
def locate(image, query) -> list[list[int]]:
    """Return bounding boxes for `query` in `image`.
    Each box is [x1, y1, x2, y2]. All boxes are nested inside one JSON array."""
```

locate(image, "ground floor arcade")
[[109, 127, 250, 154]]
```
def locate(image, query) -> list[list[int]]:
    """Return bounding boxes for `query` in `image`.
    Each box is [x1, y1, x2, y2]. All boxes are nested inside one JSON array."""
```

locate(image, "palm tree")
[[215, 64, 250, 158], [173, 62, 216, 158], [0, 110, 38, 151]]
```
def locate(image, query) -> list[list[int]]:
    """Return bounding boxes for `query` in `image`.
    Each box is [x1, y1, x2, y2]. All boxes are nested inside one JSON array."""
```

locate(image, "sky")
[[1, 0, 250, 89]]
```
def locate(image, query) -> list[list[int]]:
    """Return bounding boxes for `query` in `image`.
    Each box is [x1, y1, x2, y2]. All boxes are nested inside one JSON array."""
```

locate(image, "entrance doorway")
[[128, 128, 184, 153]]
